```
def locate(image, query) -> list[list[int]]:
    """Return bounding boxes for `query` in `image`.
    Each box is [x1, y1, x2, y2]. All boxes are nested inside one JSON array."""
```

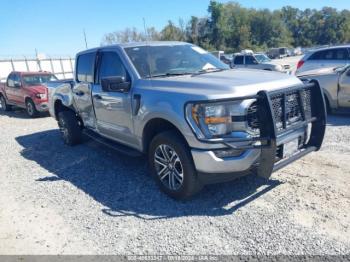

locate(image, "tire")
[[0, 95, 12, 111], [148, 130, 202, 200], [324, 96, 333, 115], [57, 110, 82, 146], [26, 99, 39, 117]]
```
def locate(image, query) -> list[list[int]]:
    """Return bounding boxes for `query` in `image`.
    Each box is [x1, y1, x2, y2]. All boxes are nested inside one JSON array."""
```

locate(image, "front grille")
[[247, 102, 259, 130], [247, 87, 312, 133]]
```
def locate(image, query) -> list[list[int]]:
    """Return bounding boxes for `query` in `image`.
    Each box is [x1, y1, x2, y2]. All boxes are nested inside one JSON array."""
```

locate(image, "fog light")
[[214, 149, 244, 158]]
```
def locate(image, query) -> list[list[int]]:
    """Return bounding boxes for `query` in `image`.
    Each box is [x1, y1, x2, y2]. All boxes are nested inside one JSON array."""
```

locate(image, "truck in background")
[[0, 71, 57, 117]]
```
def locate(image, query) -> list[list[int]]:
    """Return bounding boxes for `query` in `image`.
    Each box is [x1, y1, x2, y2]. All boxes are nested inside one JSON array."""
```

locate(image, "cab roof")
[[77, 41, 191, 56]]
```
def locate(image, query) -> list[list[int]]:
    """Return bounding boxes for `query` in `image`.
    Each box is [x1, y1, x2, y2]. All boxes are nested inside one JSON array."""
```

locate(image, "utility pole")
[[83, 29, 88, 49]]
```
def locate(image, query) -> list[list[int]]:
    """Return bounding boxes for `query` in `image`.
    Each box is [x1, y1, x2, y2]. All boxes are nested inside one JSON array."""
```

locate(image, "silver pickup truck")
[[48, 41, 326, 200]]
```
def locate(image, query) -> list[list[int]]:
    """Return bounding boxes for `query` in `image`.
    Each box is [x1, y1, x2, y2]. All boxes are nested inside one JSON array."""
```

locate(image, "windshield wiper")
[[192, 68, 227, 76], [146, 72, 193, 79]]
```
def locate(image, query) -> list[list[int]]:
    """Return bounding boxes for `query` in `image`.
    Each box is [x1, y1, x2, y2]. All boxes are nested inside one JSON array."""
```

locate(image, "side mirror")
[[14, 83, 22, 88], [101, 76, 130, 93]]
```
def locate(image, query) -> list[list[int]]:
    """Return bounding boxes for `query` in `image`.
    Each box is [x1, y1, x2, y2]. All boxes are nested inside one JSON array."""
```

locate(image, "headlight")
[[186, 99, 255, 139], [274, 65, 283, 71], [35, 93, 47, 99]]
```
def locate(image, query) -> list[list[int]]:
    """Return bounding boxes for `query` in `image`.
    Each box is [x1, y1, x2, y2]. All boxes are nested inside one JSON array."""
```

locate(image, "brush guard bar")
[[197, 81, 327, 178]]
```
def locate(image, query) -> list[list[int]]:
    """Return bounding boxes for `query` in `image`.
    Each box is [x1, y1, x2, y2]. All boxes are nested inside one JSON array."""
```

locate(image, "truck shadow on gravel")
[[327, 114, 350, 127], [16, 130, 281, 219]]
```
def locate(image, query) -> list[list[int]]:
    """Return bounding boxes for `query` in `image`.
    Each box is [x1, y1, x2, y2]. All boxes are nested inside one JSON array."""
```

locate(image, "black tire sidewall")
[[149, 131, 201, 200], [0, 96, 10, 111], [58, 111, 82, 146], [26, 99, 38, 117]]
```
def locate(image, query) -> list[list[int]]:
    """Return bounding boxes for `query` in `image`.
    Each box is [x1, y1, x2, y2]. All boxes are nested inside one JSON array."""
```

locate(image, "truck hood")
[[23, 85, 48, 94], [146, 69, 301, 100]]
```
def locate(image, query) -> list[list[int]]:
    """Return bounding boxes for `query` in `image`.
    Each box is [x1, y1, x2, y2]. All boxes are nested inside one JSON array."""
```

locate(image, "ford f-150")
[[48, 42, 326, 199]]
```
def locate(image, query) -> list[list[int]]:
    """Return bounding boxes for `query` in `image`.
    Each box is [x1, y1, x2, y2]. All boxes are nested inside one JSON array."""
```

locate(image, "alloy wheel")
[[154, 144, 184, 191], [27, 102, 34, 116]]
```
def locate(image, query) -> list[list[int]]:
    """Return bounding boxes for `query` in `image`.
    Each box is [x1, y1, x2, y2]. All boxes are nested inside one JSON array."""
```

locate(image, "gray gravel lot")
[[0, 108, 349, 255]]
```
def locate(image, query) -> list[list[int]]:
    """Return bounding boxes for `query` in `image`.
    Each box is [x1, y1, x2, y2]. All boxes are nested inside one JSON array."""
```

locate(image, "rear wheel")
[[148, 130, 202, 200], [58, 110, 82, 146], [0, 95, 12, 111], [26, 99, 39, 117]]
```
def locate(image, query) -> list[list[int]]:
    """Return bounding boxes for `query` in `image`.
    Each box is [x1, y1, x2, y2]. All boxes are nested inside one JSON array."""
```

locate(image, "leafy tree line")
[[101, 1, 350, 53]]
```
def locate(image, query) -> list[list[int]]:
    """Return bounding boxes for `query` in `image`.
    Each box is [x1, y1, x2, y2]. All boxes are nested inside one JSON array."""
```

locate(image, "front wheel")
[[148, 130, 202, 200], [26, 99, 39, 117], [58, 111, 82, 146], [0, 95, 12, 111]]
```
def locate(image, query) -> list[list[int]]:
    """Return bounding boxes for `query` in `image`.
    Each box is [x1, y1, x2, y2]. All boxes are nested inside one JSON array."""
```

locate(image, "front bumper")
[[35, 102, 49, 112], [191, 82, 326, 182], [192, 148, 260, 174]]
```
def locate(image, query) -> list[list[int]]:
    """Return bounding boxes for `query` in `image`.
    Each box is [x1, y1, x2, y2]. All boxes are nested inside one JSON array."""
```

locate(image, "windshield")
[[124, 44, 229, 78], [254, 54, 271, 63], [22, 74, 58, 86]]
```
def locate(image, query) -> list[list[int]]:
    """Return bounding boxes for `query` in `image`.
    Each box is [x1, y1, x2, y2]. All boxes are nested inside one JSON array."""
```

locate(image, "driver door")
[[338, 68, 350, 108], [245, 55, 259, 69], [92, 50, 137, 147]]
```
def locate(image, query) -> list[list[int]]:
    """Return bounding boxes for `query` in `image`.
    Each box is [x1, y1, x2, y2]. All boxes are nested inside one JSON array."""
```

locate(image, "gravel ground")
[[0, 108, 349, 255]]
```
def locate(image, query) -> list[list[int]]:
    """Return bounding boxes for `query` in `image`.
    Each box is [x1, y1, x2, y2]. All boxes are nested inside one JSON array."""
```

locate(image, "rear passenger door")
[[73, 51, 97, 129], [232, 56, 244, 68], [5, 73, 22, 104], [5, 73, 16, 103]]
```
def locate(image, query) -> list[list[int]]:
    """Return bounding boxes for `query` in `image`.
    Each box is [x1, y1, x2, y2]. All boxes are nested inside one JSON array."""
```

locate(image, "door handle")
[[93, 94, 102, 100], [74, 91, 84, 96]]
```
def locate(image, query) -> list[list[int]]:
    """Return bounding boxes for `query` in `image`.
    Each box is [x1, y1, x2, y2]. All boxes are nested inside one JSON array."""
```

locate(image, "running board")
[[82, 129, 142, 157]]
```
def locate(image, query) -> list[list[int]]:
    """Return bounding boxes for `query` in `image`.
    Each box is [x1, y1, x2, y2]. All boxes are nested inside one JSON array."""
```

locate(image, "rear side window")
[[7, 73, 15, 87], [309, 48, 349, 61], [98, 52, 128, 83], [7, 73, 21, 87], [234, 56, 244, 65], [76, 52, 95, 83]]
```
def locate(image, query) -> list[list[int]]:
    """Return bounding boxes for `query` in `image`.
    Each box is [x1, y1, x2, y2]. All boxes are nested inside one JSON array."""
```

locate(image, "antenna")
[[143, 18, 152, 79], [83, 29, 88, 49]]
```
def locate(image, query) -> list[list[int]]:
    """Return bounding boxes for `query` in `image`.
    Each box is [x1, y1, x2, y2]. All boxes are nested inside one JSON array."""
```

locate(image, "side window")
[[310, 49, 349, 61], [333, 48, 348, 60], [7, 73, 15, 87], [234, 56, 244, 65], [98, 52, 128, 83], [76, 52, 95, 83], [245, 56, 257, 65]]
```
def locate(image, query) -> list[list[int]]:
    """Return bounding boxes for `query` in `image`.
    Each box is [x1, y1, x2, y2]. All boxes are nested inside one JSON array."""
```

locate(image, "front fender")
[[49, 83, 75, 119]]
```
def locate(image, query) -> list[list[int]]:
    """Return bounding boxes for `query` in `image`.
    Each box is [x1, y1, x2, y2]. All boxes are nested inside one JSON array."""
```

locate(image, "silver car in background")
[[296, 45, 350, 76], [231, 53, 291, 72], [299, 65, 350, 113]]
